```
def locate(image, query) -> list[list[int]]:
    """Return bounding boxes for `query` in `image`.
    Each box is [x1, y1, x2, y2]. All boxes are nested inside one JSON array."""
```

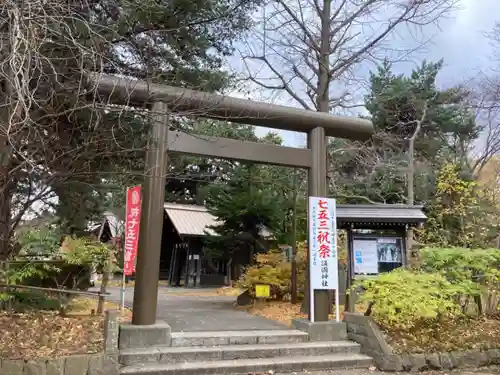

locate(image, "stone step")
[[120, 341, 361, 365], [120, 353, 373, 375], [170, 330, 309, 347]]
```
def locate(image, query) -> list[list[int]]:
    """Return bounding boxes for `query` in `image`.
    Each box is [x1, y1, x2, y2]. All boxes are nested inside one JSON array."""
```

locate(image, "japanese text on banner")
[[124, 186, 142, 276], [308, 197, 338, 290]]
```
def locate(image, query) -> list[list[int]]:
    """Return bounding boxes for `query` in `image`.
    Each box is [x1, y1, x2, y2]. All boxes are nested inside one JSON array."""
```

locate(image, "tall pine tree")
[[204, 163, 282, 272]]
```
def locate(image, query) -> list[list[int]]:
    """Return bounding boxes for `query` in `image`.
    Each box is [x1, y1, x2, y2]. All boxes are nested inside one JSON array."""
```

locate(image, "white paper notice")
[[353, 239, 378, 274]]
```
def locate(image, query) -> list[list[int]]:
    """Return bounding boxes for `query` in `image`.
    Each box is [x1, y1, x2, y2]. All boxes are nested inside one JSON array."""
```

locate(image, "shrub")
[[1, 233, 116, 314], [236, 239, 350, 301], [236, 250, 293, 300], [420, 247, 500, 287], [236, 242, 308, 300], [6, 261, 92, 290], [61, 236, 117, 273], [0, 290, 61, 312], [420, 247, 500, 315], [353, 268, 464, 329]]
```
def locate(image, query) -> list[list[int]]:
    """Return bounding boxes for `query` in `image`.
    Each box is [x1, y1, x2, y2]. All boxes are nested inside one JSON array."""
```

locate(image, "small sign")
[[255, 284, 270, 298]]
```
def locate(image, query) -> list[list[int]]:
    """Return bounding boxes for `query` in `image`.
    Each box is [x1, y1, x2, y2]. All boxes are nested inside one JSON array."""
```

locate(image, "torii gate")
[[86, 73, 373, 326]]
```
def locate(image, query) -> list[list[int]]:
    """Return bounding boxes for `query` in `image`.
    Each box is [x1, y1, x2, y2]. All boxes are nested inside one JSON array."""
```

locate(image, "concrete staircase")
[[119, 330, 373, 375]]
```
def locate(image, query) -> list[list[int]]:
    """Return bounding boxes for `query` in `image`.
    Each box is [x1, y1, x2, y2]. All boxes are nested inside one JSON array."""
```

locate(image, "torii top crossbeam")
[[86, 73, 373, 140]]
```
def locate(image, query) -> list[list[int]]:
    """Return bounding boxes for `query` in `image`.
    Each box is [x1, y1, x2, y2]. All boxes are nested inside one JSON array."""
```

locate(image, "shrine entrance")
[[87, 72, 373, 326]]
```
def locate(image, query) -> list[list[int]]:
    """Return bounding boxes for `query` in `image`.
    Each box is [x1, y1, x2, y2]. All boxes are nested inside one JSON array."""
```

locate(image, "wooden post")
[[184, 243, 191, 288], [346, 226, 355, 313]]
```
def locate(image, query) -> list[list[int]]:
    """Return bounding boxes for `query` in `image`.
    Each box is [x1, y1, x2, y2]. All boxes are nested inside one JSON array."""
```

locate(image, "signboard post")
[[121, 185, 142, 310], [308, 197, 339, 322]]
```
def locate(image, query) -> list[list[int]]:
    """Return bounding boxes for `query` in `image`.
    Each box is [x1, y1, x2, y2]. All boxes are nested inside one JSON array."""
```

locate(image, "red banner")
[[124, 185, 142, 276]]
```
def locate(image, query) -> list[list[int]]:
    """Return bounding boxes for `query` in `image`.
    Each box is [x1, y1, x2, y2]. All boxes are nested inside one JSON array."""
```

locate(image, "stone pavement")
[[275, 367, 500, 375], [104, 286, 289, 332]]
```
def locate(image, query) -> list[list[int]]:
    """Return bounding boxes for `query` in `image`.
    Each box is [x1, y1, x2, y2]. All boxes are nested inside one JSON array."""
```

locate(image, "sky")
[[226, 0, 499, 147]]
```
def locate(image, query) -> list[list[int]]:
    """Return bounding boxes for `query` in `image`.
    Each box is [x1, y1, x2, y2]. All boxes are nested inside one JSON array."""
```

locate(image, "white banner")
[[308, 197, 338, 290]]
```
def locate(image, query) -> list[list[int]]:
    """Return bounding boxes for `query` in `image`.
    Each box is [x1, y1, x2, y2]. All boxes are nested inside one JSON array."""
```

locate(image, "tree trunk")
[[406, 137, 415, 268], [0, 171, 12, 261], [406, 105, 426, 267], [97, 248, 114, 314], [0, 26, 16, 261]]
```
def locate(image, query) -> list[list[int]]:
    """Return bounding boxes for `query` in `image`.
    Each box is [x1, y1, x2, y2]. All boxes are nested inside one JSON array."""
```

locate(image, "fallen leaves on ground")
[[0, 312, 104, 360], [383, 316, 500, 354], [217, 287, 244, 296], [68, 296, 132, 321], [239, 301, 304, 326], [0, 294, 134, 360], [238, 301, 366, 327]]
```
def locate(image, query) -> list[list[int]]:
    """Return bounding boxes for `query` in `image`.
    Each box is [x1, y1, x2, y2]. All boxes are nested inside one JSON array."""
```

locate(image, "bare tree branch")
[[239, 0, 458, 112]]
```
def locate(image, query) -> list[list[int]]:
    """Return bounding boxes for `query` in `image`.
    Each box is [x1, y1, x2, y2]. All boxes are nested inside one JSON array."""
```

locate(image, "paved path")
[[103, 286, 289, 332], [277, 368, 500, 375]]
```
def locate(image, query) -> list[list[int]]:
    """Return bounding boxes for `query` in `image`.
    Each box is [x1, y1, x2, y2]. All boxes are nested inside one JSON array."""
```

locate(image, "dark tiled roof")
[[336, 204, 427, 224]]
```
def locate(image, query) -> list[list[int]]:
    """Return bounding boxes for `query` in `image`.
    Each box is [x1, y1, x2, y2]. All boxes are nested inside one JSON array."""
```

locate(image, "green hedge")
[[6, 260, 92, 290]]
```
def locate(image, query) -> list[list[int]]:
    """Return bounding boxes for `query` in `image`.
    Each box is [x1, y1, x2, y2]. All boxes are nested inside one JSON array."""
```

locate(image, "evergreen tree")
[[329, 60, 481, 205], [164, 121, 261, 204], [365, 59, 479, 161], [204, 163, 283, 268]]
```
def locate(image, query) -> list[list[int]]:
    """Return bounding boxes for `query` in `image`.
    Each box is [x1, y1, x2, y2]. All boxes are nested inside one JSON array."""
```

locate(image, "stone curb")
[[343, 312, 500, 372], [374, 349, 500, 372], [0, 353, 119, 375], [1, 310, 120, 375]]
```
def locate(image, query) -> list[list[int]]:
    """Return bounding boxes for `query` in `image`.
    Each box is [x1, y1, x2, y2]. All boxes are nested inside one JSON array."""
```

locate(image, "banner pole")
[[335, 286, 340, 322], [333, 200, 340, 322], [121, 191, 129, 312], [120, 271, 126, 311], [310, 286, 315, 322], [308, 196, 315, 322]]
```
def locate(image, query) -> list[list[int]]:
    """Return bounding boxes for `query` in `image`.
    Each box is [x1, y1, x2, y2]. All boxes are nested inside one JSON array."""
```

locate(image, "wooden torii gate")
[[86, 73, 374, 325]]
